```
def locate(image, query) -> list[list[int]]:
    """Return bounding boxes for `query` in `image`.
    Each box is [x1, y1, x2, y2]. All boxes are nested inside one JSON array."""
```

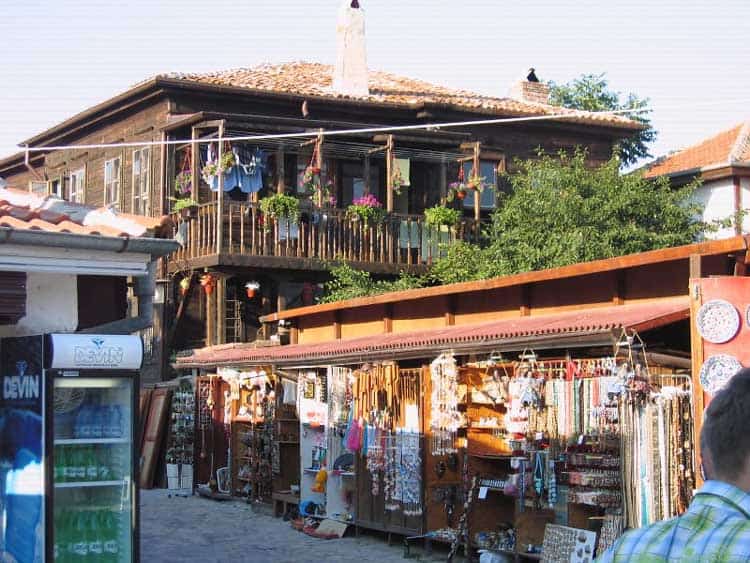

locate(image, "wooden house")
[[0, 5, 641, 376]]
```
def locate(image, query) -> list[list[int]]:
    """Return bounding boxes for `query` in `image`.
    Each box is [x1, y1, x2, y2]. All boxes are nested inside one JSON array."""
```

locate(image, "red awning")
[[176, 297, 689, 369]]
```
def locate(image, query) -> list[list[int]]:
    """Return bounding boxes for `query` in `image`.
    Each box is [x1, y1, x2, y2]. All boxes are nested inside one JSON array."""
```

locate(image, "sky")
[[1, 0, 749, 166]]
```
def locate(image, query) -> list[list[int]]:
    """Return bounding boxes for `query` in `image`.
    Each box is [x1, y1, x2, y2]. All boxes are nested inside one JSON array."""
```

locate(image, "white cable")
[[21, 107, 648, 153]]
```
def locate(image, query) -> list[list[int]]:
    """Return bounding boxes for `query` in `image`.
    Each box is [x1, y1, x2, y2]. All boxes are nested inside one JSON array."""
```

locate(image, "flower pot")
[[456, 190, 467, 200], [246, 288, 256, 299]]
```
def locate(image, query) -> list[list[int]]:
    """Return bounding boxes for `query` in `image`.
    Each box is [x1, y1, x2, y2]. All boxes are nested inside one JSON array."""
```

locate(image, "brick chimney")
[[508, 80, 550, 104], [332, 0, 369, 97]]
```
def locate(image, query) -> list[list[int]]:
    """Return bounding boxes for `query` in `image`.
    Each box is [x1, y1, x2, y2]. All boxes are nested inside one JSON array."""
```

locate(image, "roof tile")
[[159, 62, 640, 131], [643, 123, 749, 178], [177, 297, 688, 368]]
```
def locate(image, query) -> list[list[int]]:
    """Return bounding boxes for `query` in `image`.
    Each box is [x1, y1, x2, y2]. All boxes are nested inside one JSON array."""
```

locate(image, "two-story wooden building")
[[0, 3, 641, 376]]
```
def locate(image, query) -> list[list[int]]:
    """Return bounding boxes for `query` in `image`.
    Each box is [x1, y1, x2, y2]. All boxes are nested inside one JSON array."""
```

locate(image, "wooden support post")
[[191, 127, 200, 205], [276, 145, 286, 194], [439, 161, 447, 202], [333, 311, 342, 340], [159, 131, 167, 216], [205, 281, 215, 347], [472, 141, 481, 223], [688, 273, 704, 487], [386, 134, 395, 212], [445, 294, 456, 326], [216, 276, 226, 345], [734, 176, 742, 235], [520, 284, 531, 316], [383, 303, 393, 333], [613, 271, 626, 305], [216, 121, 225, 254], [363, 155, 371, 195], [316, 131, 324, 207]]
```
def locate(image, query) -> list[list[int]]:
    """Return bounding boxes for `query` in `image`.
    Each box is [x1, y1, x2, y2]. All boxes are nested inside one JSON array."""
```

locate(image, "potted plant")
[[259, 193, 300, 221], [174, 171, 193, 196], [201, 150, 236, 183], [466, 174, 486, 192], [447, 181, 467, 202], [424, 205, 461, 230], [346, 194, 386, 225], [171, 197, 199, 219], [301, 165, 321, 194]]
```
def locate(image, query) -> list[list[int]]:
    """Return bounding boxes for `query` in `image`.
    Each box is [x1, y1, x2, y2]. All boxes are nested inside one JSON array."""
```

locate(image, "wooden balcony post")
[[316, 131, 324, 207], [216, 275, 226, 345], [276, 145, 285, 194], [363, 155, 371, 195], [473, 141, 481, 223], [216, 121, 225, 254], [191, 127, 200, 205], [386, 134, 394, 212]]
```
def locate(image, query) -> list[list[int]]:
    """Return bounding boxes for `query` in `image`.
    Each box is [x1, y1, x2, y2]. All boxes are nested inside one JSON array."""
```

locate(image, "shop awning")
[[175, 296, 689, 369]]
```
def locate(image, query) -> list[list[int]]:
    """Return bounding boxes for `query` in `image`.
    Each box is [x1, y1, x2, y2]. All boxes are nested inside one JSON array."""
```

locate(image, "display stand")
[[165, 378, 195, 494], [271, 373, 300, 516], [298, 370, 329, 518]]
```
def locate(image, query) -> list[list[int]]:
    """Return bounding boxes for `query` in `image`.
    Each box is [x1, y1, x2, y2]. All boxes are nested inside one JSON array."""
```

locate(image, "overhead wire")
[[19, 107, 650, 154]]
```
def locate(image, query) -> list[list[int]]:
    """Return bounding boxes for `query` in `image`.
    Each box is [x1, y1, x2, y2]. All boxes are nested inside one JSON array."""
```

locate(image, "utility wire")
[[20, 107, 649, 153]]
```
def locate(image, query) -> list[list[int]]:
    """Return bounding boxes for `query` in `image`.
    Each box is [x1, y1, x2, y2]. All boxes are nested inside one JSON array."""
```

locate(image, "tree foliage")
[[318, 263, 425, 304], [429, 150, 704, 284], [548, 73, 656, 166], [318, 151, 705, 300]]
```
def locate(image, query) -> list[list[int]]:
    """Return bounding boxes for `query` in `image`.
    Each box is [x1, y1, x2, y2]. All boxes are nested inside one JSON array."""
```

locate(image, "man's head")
[[701, 367, 750, 489]]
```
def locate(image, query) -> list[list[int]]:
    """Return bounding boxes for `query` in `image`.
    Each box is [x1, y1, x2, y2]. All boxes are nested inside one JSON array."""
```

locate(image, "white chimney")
[[332, 0, 369, 97]]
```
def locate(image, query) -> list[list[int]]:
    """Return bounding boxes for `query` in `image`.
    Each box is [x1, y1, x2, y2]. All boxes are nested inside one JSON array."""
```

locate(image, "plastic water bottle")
[[103, 510, 120, 563], [85, 447, 99, 482], [98, 447, 111, 481], [71, 511, 89, 558], [73, 448, 86, 482], [110, 405, 123, 439], [88, 511, 104, 559], [91, 397, 103, 439]]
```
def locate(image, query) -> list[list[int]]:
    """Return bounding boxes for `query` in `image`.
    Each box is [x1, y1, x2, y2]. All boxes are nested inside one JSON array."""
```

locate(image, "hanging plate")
[[700, 354, 743, 395], [696, 299, 740, 344]]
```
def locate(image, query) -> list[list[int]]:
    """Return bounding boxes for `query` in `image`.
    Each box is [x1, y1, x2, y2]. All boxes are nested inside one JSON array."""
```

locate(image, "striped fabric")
[[597, 480, 750, 562]]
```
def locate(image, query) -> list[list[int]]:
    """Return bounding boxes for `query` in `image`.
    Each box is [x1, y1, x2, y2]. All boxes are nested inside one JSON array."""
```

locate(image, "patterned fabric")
[[597, 480, 750, 562]]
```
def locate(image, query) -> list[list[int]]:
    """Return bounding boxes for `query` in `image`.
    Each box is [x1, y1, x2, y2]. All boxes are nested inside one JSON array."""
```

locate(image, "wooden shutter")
[[0, 272, 26, 324]]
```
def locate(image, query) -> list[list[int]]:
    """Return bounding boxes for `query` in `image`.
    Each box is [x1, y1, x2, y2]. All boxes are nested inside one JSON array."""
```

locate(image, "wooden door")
[[139, 387, 172, 489]]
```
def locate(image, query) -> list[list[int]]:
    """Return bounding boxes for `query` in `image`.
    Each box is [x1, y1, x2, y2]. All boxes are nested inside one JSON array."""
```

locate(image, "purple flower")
[[352, 194, 382, 208]]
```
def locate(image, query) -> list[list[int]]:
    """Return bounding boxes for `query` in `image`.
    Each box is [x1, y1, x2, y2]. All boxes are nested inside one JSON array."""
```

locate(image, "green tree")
[[318, 263, 424, 304], [430, 150, 704, 284], [548, 73, 656, 166]]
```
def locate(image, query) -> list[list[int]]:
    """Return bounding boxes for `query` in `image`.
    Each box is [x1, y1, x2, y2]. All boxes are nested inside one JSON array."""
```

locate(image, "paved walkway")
[[140, 490, 447, 563]]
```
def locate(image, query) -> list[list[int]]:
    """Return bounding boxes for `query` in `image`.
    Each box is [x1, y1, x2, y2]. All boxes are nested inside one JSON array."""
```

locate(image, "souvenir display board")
[[353, 364, 425, 536], [272, 374, 300, 495], [193, 376, 230, 488], [298, 370, 329, 518], [165, 378, 195, 491]]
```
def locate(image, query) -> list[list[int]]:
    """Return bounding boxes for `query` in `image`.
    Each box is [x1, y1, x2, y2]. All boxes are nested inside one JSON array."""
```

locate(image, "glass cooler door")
[[52, 376, 134, 562]]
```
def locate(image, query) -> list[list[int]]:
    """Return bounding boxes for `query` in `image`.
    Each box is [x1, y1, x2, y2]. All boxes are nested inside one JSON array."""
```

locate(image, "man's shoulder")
[[597, 517, 681, 561]]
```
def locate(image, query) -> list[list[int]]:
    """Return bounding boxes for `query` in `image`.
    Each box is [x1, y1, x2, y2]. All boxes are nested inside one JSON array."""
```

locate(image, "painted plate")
[[696, 299, 740, 344], [700, 354, 743, 395]]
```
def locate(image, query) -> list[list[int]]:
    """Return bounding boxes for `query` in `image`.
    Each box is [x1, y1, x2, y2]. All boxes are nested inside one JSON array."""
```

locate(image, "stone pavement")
[[140, 490, 452, 563]]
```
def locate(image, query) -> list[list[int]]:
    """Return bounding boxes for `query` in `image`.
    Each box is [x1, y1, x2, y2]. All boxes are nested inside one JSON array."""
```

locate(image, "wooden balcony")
[[167, 202, 480, 274]]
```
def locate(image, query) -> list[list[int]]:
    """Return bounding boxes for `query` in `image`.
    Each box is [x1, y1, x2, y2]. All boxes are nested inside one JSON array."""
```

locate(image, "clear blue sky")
[[1, 0, 749, 165]]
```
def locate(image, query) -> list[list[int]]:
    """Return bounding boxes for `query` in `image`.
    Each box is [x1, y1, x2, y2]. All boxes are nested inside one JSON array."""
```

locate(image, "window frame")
[[104, 156, 122, 209], [48, 177, 63, 199], [132, 147, 151, 215], [69, 167, 85, 203]]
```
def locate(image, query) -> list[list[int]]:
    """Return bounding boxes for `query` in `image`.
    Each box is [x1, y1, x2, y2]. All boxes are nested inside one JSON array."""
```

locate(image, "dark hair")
[[700, 367, 750, 480]]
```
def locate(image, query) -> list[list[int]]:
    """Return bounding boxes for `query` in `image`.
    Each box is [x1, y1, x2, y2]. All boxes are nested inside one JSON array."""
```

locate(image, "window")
[[104, 157, 121, 208], [132, 148, 150, 215], [69, 168, 85, 203], [462, 160, 498, 210], [29, 181, 47, 195], [49, 178, 63, 198]]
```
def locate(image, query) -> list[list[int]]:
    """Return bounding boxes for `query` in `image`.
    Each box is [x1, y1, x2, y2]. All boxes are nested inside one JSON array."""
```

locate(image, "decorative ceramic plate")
[[700, 354, 743, 394], [696, 299, 740, 344]]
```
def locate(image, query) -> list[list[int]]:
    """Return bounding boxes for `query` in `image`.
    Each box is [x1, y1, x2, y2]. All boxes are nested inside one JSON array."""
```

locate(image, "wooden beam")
[[316, 131, 324, 207], [191, 127, 199, 206], [216, 276, 226, 345], [472, 141, 481, 224], [689, 277, 705, 487], [734, 176, 742, 235], [445, 294, 456, 326], [290, 326, 299, 345], [364, 156, 371, 195], [383, 303, 393, 333], [333, 311, 342, 340], [216, 121, 225, 254], [385, 134, 394, 213], [276, 145, 285, 194], [689, 253, 702, 279]]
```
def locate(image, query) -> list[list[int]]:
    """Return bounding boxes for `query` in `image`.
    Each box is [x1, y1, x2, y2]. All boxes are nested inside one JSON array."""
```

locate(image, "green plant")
[[424, 205, 461, 229], [466, 175, 486, 192], [201, 150, 236, 179], [259, 193, 300, 220], [346, 194, 386, 225], [171, 197, 199, 213], [175, 171, 193, 196], [319, 263, 426, 304]]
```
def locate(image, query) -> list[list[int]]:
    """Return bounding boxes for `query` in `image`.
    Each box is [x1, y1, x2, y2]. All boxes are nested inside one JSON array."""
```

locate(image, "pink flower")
[[352, 194, 382, 208]]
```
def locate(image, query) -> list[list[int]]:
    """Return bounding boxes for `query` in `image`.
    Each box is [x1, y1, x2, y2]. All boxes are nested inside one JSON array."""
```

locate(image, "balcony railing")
[[169, 202, 480, 269]]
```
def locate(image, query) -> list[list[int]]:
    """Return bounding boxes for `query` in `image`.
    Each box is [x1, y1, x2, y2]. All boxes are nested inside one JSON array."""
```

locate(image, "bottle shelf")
[[55, 438, 129, 445], [55, 480, 126, 489]]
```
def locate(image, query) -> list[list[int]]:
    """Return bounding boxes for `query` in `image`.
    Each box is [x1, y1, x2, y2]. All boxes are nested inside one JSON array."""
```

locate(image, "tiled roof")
[[176, 297, 689, 368], [643, 122, 750, 178], [0, 188, 172, 237], [158, 62, 641, 130]]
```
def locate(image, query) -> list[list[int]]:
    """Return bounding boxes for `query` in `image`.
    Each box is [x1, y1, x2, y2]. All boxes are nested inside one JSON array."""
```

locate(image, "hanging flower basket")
[[245, 281, 260, 299], [200, 274, 216, 295], [172, 197, 199, 219], [179, 277, 190, 297], [347, 194, 386, 225]]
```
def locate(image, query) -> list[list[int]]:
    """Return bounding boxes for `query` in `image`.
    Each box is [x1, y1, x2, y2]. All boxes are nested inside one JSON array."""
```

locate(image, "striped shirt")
[[597, 481, 750, 562]]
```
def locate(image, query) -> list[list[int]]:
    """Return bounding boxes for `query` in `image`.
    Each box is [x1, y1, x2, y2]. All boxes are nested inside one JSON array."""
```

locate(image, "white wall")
[[0, 272, 78, 337], [693, 178, 737, 239]]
